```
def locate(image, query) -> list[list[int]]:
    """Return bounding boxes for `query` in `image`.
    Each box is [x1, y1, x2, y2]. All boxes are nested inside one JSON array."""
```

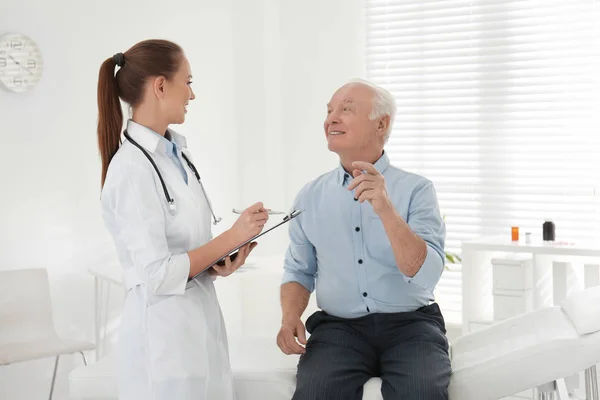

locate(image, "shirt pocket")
[[363, 212, 395, 266]]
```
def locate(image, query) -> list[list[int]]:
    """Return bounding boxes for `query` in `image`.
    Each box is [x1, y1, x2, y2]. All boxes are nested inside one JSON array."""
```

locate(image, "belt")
[[122, 268, 143, 292]]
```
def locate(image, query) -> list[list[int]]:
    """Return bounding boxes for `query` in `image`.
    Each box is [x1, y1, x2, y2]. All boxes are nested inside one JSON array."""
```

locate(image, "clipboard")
[[190, 209, 304, 280]]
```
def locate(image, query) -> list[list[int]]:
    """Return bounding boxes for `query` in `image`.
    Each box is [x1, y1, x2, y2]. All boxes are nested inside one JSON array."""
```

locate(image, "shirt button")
[[363, 292, 368, 297], [345, 173, 350, 179], [354, 197, 358, 202], [358, 259, 363, 264], [366, 307, 370, 312], [355, 227, 360, 232]]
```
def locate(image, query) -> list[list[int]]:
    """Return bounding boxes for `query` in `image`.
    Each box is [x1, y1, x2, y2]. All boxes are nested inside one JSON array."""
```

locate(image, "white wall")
[[0, 0, 365, 398]]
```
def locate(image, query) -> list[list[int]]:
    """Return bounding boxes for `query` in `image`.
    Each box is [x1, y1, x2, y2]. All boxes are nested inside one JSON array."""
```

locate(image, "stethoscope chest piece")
[[168, 200, 176, 216]]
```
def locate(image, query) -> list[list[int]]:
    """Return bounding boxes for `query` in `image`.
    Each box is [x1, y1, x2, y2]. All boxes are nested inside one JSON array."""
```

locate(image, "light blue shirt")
[[150, 128, 188, 184], [282, 151, 446, 319]]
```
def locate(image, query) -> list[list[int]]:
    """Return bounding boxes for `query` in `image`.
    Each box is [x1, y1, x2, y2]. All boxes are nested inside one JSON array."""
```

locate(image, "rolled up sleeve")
[[281, 189, 317, 293], [101, 161, 190, 296], [403, 180, 446, 291]]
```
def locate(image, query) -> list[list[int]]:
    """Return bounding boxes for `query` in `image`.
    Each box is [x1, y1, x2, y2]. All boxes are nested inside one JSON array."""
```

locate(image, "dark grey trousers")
[[292, 303, 451, 400]]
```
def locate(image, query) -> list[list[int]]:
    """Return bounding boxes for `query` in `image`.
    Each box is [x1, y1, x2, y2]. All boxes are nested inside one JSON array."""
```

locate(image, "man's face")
[[324, 83, 382, 156]]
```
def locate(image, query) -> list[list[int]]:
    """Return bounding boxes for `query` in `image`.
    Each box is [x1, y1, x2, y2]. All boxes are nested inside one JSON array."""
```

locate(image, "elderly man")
[[276, 79, 451, 399]]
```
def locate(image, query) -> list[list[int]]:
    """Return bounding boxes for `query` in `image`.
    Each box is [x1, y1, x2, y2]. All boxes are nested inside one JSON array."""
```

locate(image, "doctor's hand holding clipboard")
[[195, 207, 305, 280]]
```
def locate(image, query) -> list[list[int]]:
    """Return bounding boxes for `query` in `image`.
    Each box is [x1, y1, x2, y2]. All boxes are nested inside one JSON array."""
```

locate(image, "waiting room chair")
[[0, 268, 95, 399]]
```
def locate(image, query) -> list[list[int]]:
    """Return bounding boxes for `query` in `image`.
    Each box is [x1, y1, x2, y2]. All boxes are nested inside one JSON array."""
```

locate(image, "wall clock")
[[0, 32, 44, 93]]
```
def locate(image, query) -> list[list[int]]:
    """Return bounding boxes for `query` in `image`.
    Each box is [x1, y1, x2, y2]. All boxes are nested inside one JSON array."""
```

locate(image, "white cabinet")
[[492, 256, 534, 320]]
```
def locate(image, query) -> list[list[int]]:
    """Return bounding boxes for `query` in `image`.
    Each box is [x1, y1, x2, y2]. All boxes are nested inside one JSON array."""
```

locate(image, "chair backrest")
[[0, 268, 56, 344]]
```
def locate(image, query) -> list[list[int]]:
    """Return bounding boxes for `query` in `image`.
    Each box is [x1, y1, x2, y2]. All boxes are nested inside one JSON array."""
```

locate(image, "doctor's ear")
[[152, 76, 167, 99]]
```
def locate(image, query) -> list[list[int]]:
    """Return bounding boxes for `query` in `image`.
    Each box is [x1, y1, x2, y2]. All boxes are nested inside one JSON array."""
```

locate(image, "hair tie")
[[112, 53, 125, 67]]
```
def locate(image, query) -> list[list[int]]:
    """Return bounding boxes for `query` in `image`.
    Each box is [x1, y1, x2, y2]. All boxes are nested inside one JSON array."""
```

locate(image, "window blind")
[[365, 0, 600, 324]]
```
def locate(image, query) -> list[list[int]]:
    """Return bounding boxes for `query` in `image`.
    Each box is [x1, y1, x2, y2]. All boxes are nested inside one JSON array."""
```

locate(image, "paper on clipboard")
[[189, 209, 304, 280]]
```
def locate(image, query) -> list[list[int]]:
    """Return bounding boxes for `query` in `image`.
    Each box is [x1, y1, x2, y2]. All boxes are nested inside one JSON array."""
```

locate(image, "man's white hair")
[[346, 78, 397, 142]]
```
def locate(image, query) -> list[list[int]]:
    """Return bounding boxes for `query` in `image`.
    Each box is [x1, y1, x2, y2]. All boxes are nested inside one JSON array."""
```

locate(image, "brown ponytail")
[[97, 57, 123, 187], [96, 39, 184, 188]]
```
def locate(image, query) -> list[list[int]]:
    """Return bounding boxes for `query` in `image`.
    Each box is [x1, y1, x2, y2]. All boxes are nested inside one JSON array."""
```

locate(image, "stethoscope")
[[123, 130, 223, 225]]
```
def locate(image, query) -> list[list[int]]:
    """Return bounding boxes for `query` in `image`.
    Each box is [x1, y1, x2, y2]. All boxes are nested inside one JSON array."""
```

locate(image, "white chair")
[[0, 268, 95, 399]]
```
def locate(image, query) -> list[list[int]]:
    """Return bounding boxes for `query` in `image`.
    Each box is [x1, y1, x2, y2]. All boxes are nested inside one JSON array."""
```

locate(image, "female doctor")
[[96, 39, 268, 400]]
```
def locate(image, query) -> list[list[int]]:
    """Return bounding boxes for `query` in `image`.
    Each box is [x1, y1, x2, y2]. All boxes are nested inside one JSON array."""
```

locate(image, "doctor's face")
[[163, 56, 196, 125]]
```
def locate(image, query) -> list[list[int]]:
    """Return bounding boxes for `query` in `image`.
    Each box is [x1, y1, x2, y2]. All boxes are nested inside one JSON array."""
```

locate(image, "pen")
[[232, 208, 286, 215]]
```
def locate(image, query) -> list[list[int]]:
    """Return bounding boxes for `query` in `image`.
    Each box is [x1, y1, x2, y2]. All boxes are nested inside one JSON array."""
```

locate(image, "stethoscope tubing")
[[123, 130, 222, 225]]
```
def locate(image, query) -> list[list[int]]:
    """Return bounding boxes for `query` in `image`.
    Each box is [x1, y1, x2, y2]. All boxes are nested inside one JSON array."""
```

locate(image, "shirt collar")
[[337, 150, 391, 185], [125, 119, 187, 155]]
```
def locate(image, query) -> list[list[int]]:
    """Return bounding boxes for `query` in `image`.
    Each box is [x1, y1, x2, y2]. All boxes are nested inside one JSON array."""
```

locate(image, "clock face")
[[0, 33, 44, 93]]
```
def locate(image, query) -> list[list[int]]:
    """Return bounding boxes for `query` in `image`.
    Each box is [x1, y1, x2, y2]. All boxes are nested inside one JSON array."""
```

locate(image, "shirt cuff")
[[403, 244, 443, 291], [153, 253, 191, 295], [281, 270, 315, 293]]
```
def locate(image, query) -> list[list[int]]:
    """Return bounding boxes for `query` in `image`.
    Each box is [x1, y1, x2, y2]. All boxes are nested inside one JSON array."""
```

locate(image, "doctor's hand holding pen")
[[208, 202, 269, 278], [230, 202, 270, 242]]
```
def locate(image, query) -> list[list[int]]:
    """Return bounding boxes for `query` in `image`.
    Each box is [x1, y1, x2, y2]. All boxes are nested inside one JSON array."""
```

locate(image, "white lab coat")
[[101, 120, 235, 400]]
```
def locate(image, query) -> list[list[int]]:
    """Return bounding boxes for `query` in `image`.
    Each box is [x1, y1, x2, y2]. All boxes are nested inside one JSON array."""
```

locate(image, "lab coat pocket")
[[145, 290, 208, 382]]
